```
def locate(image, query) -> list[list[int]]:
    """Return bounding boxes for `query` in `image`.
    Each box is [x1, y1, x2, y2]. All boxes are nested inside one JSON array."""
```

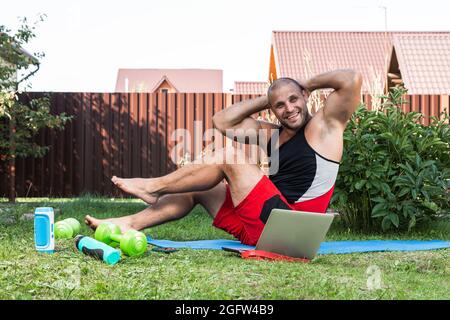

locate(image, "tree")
[[0, 15, 71, 203]]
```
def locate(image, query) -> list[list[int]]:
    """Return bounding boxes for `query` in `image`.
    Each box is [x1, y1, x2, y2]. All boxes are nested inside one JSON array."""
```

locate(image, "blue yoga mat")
[[146, 236, 450, 254]]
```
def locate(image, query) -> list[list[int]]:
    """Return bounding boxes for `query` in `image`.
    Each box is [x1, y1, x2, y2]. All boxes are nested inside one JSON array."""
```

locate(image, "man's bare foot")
[[111, 176, 160, 204], [84, 214, 135, 233]]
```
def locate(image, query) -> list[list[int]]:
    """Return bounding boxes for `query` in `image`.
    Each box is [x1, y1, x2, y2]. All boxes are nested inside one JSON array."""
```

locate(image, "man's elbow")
[[351, 71, 363, 89], [342, 70, 363, 90], [212, 113, 225, 131]]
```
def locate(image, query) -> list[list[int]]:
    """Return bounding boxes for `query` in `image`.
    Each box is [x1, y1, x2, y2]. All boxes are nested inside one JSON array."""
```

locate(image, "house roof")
[[234, 81, 269, 94], [115, 69, 223, 93], [392, 34, 450, 94], [270, 31, 450, 93]]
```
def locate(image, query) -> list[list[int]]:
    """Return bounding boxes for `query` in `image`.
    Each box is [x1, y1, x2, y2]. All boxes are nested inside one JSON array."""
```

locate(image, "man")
[[85, 69, 362, 246]]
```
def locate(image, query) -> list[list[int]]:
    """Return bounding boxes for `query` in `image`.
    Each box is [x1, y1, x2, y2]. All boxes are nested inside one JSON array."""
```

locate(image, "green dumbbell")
[[94, 222, 147, 257], [55, 218, 81, 239]]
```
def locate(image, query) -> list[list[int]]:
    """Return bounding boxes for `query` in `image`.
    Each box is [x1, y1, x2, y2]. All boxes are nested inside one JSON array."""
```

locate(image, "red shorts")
[[212, 175, 332, 246]]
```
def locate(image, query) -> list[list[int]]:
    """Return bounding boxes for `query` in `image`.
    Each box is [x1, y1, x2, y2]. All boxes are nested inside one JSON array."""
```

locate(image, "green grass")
[[0, 196, 449, 300]]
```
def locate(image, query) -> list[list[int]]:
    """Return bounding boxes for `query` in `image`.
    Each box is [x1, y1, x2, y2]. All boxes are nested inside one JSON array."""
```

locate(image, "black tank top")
[[267, 125, 340, 204]]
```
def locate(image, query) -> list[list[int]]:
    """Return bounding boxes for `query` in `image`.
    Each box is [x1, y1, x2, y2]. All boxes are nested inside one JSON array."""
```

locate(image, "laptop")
[[254, 209, 334, 259]]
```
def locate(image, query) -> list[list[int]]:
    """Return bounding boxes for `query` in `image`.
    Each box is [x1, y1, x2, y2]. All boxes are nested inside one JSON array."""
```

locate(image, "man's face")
[[268, 83, 310, 130]]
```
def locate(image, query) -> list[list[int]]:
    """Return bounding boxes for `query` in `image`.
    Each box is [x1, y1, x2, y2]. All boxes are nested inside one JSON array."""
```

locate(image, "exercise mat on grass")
[[146, 236, 450, 254]]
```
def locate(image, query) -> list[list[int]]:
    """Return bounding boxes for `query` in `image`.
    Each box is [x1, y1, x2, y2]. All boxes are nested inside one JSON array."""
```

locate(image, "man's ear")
[[266, 95, 273, 109], [302, 89, 310, 99]]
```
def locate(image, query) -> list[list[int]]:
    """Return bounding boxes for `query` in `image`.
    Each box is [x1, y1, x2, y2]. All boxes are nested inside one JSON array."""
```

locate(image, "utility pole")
[[379, 6, 389, 94]]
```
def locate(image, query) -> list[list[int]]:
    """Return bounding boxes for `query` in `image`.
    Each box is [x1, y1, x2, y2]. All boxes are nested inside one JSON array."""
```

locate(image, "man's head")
[[267, 78, 311, 130]]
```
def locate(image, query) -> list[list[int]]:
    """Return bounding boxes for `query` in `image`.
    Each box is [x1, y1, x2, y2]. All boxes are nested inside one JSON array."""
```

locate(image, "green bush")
[[331, 88, 450, 232]]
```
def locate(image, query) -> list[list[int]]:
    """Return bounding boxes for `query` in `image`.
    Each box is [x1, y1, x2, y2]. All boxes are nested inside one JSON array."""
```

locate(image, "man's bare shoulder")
[[305, 108, 344, 162], [308, 107, 345, 136]]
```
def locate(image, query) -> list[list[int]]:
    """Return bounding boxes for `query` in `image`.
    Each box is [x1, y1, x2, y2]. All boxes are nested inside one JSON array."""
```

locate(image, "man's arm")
[[301, 69, 362, 129], [212, 96, 278, 145]]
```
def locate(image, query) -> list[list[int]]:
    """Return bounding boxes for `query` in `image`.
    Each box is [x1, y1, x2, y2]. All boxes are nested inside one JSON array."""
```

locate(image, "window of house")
[[160, 89, 169, 94]]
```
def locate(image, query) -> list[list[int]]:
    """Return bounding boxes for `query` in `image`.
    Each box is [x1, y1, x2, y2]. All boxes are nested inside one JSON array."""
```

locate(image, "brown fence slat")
[[139, 93, 149, 178], [55, 93, 65, 196], [64, 93, 74, 196], [401, 94, 411, 113], [420, 95, 429, 125], [441, 95, 450, 122], [48, 94, 56, 195], [149, 93, 157, 178], [110, 93, 120, 180], [430, 95, 439, 122], [101, 93, 112, 194], [185, 93, 195, 163], [167, 93, 176, 172], [92, 93, 101, 193], [83, 93, 92, 193], [73, 93, 83, 195], [173, 93, 187, 167]]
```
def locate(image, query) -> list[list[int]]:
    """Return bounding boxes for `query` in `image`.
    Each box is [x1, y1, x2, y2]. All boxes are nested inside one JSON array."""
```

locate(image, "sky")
[[1, 0, 449, 92]]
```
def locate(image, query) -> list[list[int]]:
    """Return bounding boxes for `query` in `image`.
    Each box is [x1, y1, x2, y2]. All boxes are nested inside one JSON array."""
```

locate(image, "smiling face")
[[268, 81, 310, 130]]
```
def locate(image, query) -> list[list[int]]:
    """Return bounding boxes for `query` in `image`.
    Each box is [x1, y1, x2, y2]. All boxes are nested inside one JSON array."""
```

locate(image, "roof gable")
[[391, 34, 450, 94], [151, 75, 179, 92]]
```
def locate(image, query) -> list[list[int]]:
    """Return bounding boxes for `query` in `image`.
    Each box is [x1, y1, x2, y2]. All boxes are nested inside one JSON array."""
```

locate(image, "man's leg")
[[85, 182, 227, 232], [86, 147, 265, 234], [112, 147, 264, 207]]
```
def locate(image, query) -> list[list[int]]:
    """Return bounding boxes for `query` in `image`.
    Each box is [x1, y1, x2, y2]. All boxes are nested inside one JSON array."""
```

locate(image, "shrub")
[[331, 88, 450, 232]]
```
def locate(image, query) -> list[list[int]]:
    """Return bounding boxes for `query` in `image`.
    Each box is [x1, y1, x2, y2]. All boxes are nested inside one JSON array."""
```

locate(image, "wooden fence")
[[0, 92, 448, 197]]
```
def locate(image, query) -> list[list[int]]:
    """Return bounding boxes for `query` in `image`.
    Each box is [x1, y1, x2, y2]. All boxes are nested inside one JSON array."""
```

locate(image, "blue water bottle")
[[34, 207, 55, 253], [75, 235, 121, 265]]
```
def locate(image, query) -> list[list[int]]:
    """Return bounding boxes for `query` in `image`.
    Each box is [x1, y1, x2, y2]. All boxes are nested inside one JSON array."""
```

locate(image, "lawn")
[[0, 197, 449, 300]]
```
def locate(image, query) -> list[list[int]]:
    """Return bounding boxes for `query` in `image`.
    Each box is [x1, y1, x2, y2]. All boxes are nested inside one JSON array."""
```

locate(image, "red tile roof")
[[270, 31, 450, 93], [115, 69, 223, 93], [392, 34, 450, 94], [234, 81, 269, 94]]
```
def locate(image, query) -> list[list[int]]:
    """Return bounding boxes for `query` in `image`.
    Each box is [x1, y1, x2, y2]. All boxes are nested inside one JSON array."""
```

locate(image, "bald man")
[[85, 69, 362, 246]]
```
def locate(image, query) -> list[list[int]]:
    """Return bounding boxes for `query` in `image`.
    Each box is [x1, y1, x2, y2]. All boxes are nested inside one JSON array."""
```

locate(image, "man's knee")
[[198, 146, 239, 165], [192, 183, 227, 218]]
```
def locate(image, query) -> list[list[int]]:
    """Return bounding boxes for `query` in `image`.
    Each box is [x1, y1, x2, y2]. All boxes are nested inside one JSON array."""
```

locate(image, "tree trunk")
[[8, 115, 16, 203], [8, 157, 15, 203]]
